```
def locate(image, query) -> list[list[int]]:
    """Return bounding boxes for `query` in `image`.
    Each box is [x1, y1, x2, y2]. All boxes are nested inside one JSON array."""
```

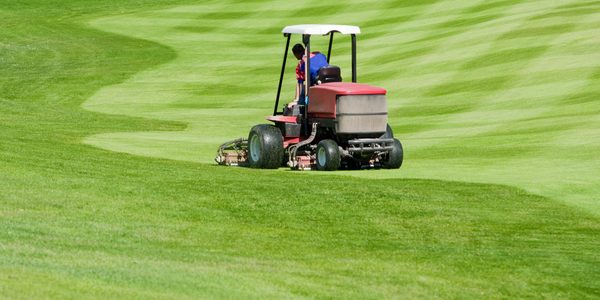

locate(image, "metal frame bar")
[[351, 34, 357, 83], [327, 32, 334, 64], [347, 138, 395, 154], [303, 34, 311, 102], [303, 35, 311, 131], [273, 33, 291, 115]]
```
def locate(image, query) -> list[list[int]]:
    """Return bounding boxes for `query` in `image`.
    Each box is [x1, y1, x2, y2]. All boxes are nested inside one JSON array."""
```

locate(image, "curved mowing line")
[[81, 0, 600, 214]]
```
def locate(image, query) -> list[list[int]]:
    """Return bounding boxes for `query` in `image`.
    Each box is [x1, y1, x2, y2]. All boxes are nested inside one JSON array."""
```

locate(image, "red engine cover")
[[308, 82, 387, 118]]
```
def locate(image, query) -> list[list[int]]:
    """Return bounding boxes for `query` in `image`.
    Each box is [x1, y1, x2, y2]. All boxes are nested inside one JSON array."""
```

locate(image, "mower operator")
[[287, 43, 328, 108]]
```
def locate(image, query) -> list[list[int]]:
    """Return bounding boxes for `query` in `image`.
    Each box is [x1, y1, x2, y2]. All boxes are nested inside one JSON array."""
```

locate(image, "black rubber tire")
[[247, 124, 284, 169], [383, 138, 403, 169], [381, 124, 394, 139], [316, 139, 341, 171]]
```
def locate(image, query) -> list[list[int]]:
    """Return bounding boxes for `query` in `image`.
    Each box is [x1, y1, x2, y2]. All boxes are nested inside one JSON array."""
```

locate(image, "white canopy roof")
[[282, 24, 361, 35]]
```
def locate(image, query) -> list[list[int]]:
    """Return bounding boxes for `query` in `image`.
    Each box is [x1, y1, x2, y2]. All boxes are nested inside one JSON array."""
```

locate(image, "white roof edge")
[[282, 24, 361, 35]]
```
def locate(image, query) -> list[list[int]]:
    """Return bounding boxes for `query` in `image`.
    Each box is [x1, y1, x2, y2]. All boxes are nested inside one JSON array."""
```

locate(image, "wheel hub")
[[317, 147, 326, 166], [250, 135, 260, 162]]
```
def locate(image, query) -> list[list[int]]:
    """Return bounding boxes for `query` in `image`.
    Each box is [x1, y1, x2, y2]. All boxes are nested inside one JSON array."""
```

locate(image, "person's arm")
[[287, 83, 301, 108], [288, 59, 305, 108], [294, 82, 301, 101]]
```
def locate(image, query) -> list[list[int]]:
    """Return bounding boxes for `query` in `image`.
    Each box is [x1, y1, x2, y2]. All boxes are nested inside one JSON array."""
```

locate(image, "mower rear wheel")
[[248, 124, 284, 169], [316, 139, 341, 171], [383, 138, 403, 169]]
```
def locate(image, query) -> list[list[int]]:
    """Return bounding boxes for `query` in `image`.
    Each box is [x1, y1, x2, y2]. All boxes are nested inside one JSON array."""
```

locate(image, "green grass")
[[1, 0, 599, 298]]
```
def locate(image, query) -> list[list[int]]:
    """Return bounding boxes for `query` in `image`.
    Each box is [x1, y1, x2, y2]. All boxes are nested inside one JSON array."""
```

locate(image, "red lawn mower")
[[215, 24, 403, 171]]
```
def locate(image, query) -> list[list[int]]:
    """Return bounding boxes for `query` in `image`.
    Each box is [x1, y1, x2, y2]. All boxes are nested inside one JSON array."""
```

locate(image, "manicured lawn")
[[1, 0, 599, 298]]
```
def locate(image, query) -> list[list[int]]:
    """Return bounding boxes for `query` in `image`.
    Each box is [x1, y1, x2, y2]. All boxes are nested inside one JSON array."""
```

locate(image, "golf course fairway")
[[1, 0, 599, 298]]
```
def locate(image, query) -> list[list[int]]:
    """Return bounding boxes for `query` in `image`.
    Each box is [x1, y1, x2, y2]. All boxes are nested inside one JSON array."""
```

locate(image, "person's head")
[[292, 43, 304, 60]]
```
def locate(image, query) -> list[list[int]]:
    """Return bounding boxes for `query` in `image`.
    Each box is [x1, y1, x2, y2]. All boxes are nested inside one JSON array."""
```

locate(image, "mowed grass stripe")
[[378, 1, 592, 125], [419, 12, 597, 100], [464, 8, 600, 144], [361, 1, 571, 94]]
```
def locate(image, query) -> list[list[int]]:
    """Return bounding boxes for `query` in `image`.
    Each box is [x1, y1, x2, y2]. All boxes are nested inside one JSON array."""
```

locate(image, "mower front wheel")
[[383, 138, 403, 169], [248, 124, 284, 169], [316, 139, 341, 171]]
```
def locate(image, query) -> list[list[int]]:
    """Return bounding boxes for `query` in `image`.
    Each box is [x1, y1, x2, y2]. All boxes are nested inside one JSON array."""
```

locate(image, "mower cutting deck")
[[215, 24, 403, 171]]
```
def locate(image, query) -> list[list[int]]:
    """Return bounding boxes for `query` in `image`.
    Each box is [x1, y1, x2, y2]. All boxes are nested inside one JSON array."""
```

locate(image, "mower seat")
[[316, 65, 342, 84]]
